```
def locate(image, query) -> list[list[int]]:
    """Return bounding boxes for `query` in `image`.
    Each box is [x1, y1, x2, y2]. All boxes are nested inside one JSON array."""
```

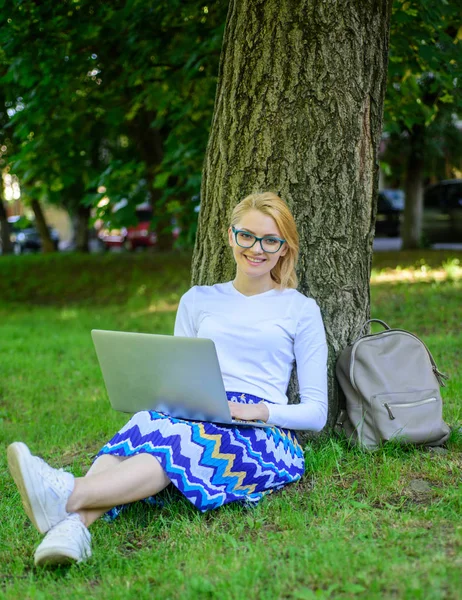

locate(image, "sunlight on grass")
[[59, 308, 79, 320], [371, 258, 462, 284], [130, 300, 180, 316]]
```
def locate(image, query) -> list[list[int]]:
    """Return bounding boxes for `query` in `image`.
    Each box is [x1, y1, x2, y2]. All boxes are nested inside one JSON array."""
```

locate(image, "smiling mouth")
[[244, 255, 266, 265]]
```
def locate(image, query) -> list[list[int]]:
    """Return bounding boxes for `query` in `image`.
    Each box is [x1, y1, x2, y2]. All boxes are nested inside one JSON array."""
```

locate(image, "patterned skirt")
[[95, 391, 305, 515]]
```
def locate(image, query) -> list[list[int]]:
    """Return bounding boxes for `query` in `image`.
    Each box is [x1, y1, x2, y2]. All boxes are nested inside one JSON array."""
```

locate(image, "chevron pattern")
[[96, 392, 304, 514]]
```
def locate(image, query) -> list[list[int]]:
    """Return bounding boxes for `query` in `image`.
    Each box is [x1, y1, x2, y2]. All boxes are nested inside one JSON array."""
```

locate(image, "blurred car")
[[2, 216, 60, 254], [375, 181, 462, 243], [97, 203, 179, 251], [97, 203, 157, 251], [422, 179, 462, 243], [375, 189, 404, 237]]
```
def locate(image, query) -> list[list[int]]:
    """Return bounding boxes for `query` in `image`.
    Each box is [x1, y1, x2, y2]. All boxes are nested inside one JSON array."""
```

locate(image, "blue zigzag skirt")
[[95, 391, 305, 515]]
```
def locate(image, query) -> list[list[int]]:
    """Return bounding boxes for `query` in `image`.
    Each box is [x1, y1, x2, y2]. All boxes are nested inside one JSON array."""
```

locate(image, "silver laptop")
[[91, 329, 270, 428]]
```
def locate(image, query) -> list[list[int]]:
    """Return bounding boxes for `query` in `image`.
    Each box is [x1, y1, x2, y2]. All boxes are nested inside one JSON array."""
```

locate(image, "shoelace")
[[36, 457, 72, 496], [50, 516, 90, 544]]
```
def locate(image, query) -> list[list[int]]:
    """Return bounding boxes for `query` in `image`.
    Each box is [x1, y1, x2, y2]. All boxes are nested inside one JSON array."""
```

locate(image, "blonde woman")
[[7, 192, 328, 566]]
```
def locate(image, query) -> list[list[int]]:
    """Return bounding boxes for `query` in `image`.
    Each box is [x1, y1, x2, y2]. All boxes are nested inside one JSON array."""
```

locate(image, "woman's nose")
[[250, 242, 264, 253]]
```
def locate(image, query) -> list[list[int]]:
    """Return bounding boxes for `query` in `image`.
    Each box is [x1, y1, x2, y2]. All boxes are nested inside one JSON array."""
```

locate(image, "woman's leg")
[[9, 443, 171, 566], [74, 454, 125, 528], [67, 453, 170, 527]]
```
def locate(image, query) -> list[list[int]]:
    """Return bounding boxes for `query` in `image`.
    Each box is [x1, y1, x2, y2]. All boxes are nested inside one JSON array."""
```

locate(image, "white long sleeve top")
[[174, 281, 328, 431]]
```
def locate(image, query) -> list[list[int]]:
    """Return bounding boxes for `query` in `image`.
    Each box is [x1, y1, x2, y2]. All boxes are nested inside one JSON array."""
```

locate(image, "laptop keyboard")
[[231, 419, 271, 428]]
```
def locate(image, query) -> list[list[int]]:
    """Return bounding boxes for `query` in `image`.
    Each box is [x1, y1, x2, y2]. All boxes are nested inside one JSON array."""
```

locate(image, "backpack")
[[335, 319, 451, 449]]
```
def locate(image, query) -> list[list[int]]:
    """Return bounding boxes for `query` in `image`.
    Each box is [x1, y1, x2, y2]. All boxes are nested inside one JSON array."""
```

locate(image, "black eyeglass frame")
[[231, 226, 286, 254]]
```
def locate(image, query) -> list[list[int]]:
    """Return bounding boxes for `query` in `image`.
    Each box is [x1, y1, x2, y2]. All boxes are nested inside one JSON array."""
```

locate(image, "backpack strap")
[[354, 319, 391, 342]]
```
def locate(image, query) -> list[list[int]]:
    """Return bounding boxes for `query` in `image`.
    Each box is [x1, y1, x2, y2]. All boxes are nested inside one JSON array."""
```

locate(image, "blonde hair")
[[230, 192, 299, 289]]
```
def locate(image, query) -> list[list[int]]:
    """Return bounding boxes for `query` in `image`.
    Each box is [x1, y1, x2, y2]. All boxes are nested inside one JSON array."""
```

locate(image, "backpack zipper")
[[432, 366, 449, 387], [382, 397, 437, 421], [383, 403, 395, 420]]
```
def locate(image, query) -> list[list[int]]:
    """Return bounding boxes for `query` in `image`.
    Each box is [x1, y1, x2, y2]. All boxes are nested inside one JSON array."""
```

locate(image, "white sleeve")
[[263, 300, 328, 431], [174, 287, 198, 338]]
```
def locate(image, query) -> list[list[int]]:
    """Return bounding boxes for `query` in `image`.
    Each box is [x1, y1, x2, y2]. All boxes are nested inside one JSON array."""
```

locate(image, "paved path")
[[373, 238, 462, 251]]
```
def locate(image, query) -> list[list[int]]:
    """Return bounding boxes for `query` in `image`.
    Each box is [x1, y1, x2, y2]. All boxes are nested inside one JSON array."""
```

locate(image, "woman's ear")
[[280, 243, 288, 257], [227, 227, 234, 247]]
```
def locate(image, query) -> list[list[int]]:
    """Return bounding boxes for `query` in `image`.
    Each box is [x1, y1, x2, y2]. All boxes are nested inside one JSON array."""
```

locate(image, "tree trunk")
[[31, 199, 55, 253], [63, 178, 91, 252], [402, 125, 424, 249], [192, 0, 392, 433], [131, 116, 173, 251], [0, 199, 13, 255], [73, 204, 91, 252]]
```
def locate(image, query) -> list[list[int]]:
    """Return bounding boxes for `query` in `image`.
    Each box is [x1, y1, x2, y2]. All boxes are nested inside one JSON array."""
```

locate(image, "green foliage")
[[386, 1, 461, 133], [0, 0, 227, 243], [383, 0, 462, 180], [1, 0, 460, 248]]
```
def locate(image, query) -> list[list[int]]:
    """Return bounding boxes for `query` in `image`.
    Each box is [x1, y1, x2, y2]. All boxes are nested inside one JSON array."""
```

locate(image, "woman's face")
[[228, 209, 288, 280]]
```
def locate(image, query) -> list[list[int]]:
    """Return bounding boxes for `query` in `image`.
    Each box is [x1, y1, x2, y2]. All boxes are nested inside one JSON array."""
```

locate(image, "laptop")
[[91, 329, 270, 428]]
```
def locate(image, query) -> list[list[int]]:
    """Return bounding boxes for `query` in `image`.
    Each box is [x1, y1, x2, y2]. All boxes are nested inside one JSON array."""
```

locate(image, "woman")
[[7, 192, 328, 566]]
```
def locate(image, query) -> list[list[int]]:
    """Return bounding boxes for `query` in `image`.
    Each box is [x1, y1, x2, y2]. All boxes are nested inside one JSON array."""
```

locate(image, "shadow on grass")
[[0, 252, 193, 306]]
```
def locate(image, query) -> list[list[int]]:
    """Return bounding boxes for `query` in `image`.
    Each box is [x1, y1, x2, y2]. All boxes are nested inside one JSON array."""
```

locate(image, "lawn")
[[0, 250, 461, 600]]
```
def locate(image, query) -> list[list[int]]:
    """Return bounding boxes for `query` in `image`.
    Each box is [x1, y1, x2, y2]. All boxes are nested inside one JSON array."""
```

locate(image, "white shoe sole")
[[35, 545, 89, 567], [7, 442, 50, 534]]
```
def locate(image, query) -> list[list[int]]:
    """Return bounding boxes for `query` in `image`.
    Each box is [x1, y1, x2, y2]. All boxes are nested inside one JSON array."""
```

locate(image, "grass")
[[0, 250, 461, 599]]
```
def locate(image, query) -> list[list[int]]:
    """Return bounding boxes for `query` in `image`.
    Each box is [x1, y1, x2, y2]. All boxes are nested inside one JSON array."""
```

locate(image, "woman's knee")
[[86, 453, 125, 476]]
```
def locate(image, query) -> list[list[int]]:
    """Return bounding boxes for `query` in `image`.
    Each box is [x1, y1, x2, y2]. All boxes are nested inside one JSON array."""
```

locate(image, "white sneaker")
[[34, 514, 91, 566], [7, 442, 74, 534]]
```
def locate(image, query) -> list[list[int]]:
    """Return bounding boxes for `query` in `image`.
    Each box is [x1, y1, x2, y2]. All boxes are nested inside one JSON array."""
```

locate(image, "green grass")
[[0, 250, 461, 600]]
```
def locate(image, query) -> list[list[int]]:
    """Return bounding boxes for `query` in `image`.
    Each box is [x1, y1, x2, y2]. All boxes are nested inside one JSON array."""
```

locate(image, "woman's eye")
[[265, 238, 278, 245], [240, 233, 253, 240]]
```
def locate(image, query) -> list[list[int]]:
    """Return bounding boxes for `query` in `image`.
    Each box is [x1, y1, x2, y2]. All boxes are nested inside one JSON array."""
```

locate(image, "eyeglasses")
[[231, 226, 286, 253]]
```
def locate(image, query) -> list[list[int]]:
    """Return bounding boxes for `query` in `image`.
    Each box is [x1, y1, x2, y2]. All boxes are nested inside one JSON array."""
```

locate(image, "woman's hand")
[[228, 401, 269, 422]]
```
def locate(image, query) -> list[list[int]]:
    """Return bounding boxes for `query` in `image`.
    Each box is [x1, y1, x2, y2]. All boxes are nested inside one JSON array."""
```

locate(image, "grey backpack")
[[336, 319, 451, 449]]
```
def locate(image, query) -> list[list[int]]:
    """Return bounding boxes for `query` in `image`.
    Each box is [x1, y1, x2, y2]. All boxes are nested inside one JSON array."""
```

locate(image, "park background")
[[0, 1, 461, 599]]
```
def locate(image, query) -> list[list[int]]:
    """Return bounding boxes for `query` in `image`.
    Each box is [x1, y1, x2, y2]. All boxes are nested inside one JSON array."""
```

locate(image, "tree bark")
[[73, 204, 91, 253], [402, 125, 424, 249], [130, 115, 173, 251], [31, 199, 55, 253], [0, 199, 13, 255], [192, 0, 392, 433], [64, 179, 88, 252]]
